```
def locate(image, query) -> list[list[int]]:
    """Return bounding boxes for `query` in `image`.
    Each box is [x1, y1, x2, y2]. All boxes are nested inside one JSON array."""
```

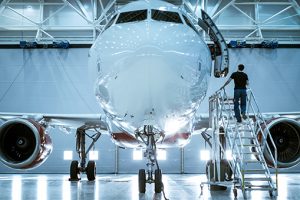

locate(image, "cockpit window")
[[182, 14, 198, 33], [151, 9, 182, 23], [116, 9, 147, 24]]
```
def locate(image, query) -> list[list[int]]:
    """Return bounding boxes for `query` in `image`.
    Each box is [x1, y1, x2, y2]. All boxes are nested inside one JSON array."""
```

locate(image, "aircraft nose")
[[136, 45, 162, 52]]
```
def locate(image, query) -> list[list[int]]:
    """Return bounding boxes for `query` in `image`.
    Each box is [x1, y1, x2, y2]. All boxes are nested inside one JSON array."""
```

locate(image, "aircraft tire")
[[69, 160, 79, 181], [86, 161, 96, 181], [154, 169, 162, 193], [138, 169, 146, 193]]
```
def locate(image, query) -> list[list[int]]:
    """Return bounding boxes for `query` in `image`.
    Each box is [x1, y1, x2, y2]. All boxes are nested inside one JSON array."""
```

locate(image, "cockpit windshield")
[[151, 9, 182, 23], [116, 9, 147, 24]]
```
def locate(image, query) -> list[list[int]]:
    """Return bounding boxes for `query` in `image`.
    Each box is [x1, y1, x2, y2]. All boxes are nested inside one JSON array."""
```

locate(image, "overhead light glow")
[[64, 151, 73, 160], [164, 117, 187, 133], [158, 6, 167, 11], [89, 151, 99, 160], [200, 150, 210, 161], [26, 5, 33, 11], [157, 149, 166, 160], [226, 150, 233, 160], [133, 149, 143, 160], [84, 4, 89, 9]]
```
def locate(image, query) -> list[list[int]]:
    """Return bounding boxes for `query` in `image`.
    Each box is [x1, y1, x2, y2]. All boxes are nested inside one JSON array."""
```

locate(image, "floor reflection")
[[11, 175, 21, 200], [0, 174, 300, 200]]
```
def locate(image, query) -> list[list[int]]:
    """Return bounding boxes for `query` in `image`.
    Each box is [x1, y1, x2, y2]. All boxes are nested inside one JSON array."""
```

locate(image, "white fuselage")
[[89, 0, 212, 147]]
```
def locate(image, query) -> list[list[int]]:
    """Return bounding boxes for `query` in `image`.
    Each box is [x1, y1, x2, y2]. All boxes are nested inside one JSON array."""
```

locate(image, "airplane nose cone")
[[92, 21, 212, 133]]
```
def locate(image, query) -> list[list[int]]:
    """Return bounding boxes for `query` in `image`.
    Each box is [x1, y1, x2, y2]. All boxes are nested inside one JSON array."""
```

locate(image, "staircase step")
[[222, 98, 234, 102], [240, 136, 255, 139], [236, 129, 252, 132], [244, 177, 271, 181], [243, 169, 266, 173], [244, 160, 263, 163], [222, 108, 234, 111], [238, 144, 258, 147], [244, 186, 273, 191], [243, 152, 261, 155]]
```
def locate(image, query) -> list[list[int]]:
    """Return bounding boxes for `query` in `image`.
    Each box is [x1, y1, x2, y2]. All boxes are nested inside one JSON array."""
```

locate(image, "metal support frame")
[[0, 0, 300, 44], [201, 88, 278, 198], [0, 0, 9, 16], [211, 1, 235, 20]]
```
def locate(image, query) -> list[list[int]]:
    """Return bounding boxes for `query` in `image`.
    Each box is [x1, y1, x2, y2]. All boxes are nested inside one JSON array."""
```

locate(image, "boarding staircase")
[[208, 88, 278, 198]]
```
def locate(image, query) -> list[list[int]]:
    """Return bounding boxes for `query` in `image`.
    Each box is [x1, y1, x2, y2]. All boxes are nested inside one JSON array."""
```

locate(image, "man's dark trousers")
[[234, 89, 247, 122]]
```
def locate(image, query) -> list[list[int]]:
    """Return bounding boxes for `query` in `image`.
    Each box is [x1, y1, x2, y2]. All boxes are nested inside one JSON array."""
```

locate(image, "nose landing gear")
[[137, 125, 168, 200]]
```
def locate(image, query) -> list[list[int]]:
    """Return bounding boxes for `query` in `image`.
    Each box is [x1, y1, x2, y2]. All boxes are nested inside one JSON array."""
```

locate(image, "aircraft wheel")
[[154, 169, 162, 193], [86, 161, 96, 181], [138, 169, 146, 193], [69, 160, 80, 181]]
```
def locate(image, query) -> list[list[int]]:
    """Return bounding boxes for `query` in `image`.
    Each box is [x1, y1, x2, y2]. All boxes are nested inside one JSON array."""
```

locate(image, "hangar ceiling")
[[0, 0, 299, 44]]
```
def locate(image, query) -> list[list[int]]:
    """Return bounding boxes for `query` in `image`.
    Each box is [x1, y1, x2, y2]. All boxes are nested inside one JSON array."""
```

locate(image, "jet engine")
[[0, 118, 52, 169], [255, 117, 300, 168]]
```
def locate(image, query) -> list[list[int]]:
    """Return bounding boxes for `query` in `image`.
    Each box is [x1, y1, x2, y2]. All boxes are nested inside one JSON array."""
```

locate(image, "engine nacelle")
[[0, 118, 52, 169], [256, 117, 300, 168]]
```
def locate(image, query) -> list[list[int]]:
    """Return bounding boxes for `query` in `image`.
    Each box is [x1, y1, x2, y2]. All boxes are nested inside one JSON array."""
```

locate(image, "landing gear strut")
[[137, 125, 168, 199], [69, 125, 101, 181]]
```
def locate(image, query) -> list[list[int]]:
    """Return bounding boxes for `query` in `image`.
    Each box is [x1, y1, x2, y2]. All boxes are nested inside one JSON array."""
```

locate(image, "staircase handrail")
[[246, 88, 278, 170]]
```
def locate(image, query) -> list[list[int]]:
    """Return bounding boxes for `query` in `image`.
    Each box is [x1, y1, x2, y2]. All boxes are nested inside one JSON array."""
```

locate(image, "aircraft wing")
[[0, 112, 108, 132], [192, 111, 300, 132]]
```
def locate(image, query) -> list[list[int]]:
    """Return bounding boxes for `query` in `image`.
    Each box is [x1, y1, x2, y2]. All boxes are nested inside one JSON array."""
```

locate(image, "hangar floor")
[[0, 173, 299, 199]]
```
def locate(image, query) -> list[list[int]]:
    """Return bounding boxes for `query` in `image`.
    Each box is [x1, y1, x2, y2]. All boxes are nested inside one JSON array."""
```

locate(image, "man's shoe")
[[237, 120, 242, 123], [242, 114, 247, 120]]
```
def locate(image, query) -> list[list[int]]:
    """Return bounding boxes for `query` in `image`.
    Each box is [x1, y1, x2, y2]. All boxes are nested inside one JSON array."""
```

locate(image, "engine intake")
[[0, 119, 52, 169], [257, 117, 300, 168]]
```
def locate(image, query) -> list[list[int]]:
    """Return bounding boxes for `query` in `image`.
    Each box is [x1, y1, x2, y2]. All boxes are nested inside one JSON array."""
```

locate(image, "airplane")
[[0, 0, 300, 195]]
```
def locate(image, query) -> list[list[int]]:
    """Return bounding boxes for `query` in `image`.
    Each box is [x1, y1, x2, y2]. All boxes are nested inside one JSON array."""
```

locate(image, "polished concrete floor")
[[0, 173, 299, 200]]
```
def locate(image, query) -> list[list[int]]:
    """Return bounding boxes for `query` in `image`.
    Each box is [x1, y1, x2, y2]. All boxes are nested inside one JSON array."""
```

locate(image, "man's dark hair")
[[238, 64, 244, 71]]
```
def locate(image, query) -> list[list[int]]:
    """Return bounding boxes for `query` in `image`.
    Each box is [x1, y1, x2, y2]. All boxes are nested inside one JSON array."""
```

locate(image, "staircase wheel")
[[269, 190, 275, 197], [138, 169, 146, 193], [69, 160, 79, 181], [233, 188, 238, 198], [86, 161, 96, 181], [154, 169, 162, 193]]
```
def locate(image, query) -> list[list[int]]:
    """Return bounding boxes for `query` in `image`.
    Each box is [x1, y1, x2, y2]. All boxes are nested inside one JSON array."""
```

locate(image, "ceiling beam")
[[6, 6, 39, 25], [232, 4, 257, 24], [289, 0, 300, 16], [262, 5, 293, 24], [212, 0, 235, 20], [75, 0, 92, 22], [42, 4, 67, 24], [63, 0, 92, 24], [0, 0, 10, 16], [235, 2, 293, 5], [209, 0, 222, 16]]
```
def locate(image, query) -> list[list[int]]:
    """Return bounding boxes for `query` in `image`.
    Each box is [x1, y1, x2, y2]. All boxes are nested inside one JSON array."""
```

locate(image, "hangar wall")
[[0, 47, 299, 174]]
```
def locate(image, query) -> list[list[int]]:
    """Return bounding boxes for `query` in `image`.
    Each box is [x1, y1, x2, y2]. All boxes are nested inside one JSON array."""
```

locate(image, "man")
[[220, 64, 249, 123]]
